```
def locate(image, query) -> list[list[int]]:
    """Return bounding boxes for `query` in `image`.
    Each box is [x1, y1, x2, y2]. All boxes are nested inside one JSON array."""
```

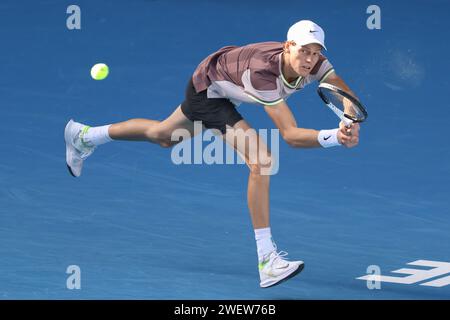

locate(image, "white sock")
[[82, 125, 113, 146], [254, 227, 275, 262]]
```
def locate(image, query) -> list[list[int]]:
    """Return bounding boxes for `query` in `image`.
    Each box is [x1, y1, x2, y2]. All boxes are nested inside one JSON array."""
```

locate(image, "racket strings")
[[324, 91, 364, 122]]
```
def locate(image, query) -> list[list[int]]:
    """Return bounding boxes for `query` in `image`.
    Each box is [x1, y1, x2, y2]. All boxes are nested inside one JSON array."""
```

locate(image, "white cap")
[[287, 20, 327, 50]]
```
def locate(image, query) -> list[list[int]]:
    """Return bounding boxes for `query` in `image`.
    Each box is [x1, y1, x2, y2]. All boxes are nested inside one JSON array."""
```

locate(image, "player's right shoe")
[[64, 119, 96, 177], [258, 250, 304, 288]]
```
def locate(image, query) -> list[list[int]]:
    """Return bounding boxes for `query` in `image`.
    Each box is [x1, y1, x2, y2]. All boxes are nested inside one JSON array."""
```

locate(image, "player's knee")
[[159, 134, 179, 148], [146, 127, 175, 147], [160, 139, 179, 148], [248, 154, 273, 176]]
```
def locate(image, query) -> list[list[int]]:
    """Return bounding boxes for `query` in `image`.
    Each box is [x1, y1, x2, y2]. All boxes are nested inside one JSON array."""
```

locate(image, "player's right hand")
[[337, 121, 359, 148]]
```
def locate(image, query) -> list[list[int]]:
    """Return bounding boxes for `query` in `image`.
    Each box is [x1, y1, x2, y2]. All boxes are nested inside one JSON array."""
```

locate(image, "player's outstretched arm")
[[264, 101, 320, 148], [264, 100, 359, 148]]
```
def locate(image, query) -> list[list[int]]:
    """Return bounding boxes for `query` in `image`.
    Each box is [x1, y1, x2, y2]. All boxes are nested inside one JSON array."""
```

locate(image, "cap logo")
[[309, 30, 318, 33]]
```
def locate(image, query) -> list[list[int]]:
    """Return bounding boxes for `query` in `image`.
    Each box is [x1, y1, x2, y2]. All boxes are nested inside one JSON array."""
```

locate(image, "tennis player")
[[65, 20, 360, 288]]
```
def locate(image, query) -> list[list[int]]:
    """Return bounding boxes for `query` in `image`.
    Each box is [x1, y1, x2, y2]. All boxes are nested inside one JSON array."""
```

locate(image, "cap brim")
[[295, 39, 327, 50]]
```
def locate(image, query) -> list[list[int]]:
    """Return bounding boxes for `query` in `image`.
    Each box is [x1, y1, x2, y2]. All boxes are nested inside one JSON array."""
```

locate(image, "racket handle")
[[342, 117, 353, 128]]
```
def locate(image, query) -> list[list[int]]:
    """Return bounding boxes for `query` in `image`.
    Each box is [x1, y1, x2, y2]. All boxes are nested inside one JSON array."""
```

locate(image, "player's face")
[[288, 43, 322, 77]]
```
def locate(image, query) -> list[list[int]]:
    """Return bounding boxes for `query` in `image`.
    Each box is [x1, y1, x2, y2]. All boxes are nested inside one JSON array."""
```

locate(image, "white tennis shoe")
[[64, 119, 96, 177], [259, 250, 304, 288]]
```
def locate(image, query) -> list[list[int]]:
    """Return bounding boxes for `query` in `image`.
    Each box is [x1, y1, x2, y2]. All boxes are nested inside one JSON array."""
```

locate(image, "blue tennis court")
[[1, 0, 449, 299]]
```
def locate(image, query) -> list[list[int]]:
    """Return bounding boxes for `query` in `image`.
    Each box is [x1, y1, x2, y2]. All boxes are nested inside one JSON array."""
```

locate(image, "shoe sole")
[[261, 263, 305, 288], [66, 164, 76, 178], [64, 119, 78, 178]]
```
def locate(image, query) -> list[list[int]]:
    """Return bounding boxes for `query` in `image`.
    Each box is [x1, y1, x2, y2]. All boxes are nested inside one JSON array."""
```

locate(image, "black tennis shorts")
[[180, 77, 243, 134]]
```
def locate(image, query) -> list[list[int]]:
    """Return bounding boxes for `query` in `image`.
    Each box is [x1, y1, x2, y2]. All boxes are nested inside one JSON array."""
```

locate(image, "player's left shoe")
[[258, 250, 304, 288], [64, 119, 96, 177]]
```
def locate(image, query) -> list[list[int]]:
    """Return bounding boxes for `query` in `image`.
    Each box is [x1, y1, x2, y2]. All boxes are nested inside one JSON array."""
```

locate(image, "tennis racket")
[[317, 83, 368, 128]]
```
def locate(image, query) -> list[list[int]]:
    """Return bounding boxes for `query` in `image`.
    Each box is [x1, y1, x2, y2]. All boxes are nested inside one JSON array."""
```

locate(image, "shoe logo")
[[275, 264, 289, 270], [324, 135, 331, 140], [277, 265, 289, 269], [258, 260, 269, 271]]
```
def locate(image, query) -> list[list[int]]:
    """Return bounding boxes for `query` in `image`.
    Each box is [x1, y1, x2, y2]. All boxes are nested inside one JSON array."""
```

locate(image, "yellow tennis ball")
[[90, 63, 109, 80]]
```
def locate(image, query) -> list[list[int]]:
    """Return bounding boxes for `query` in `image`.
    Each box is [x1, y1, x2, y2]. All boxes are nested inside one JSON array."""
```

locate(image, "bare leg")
[[108, 105, 195, 146], [247, 171, 270, 229], [222, 120, 271, 229], [109, 119, 161, 141]]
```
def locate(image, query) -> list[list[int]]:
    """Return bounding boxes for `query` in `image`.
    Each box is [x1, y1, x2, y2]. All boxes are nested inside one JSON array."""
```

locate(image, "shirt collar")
[[279, 52, 302, 89]]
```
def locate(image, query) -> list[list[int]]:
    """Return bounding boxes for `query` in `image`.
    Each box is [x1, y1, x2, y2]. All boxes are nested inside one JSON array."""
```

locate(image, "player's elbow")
[[282, 129, 297, 147]]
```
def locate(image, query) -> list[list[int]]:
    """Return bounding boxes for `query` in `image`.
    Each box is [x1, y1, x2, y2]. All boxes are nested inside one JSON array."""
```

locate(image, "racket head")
[[317, 83, 368, 123]]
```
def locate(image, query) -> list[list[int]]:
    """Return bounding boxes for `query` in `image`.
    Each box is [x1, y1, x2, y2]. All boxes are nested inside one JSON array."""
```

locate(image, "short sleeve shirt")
[[192, 42, 335, 106]]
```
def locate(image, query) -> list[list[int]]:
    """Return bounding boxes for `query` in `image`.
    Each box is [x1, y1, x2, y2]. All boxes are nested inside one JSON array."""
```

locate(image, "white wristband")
[[318, 128, 341, 148]]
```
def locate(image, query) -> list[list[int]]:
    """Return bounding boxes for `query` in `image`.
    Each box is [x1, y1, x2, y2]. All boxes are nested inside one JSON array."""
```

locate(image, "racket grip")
[[342, 117, 353, 128]]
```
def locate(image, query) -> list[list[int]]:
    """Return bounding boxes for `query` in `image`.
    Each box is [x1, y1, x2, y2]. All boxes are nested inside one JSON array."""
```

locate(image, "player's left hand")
[[337, 121, 360, 148]]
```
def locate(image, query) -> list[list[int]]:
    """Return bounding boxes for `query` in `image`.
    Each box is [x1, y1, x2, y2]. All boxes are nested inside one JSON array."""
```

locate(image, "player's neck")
[[281, 52, 300, 84]]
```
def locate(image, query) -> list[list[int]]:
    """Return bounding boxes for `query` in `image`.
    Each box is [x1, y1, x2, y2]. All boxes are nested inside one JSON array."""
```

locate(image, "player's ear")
[[284, 40, 296, 53]]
